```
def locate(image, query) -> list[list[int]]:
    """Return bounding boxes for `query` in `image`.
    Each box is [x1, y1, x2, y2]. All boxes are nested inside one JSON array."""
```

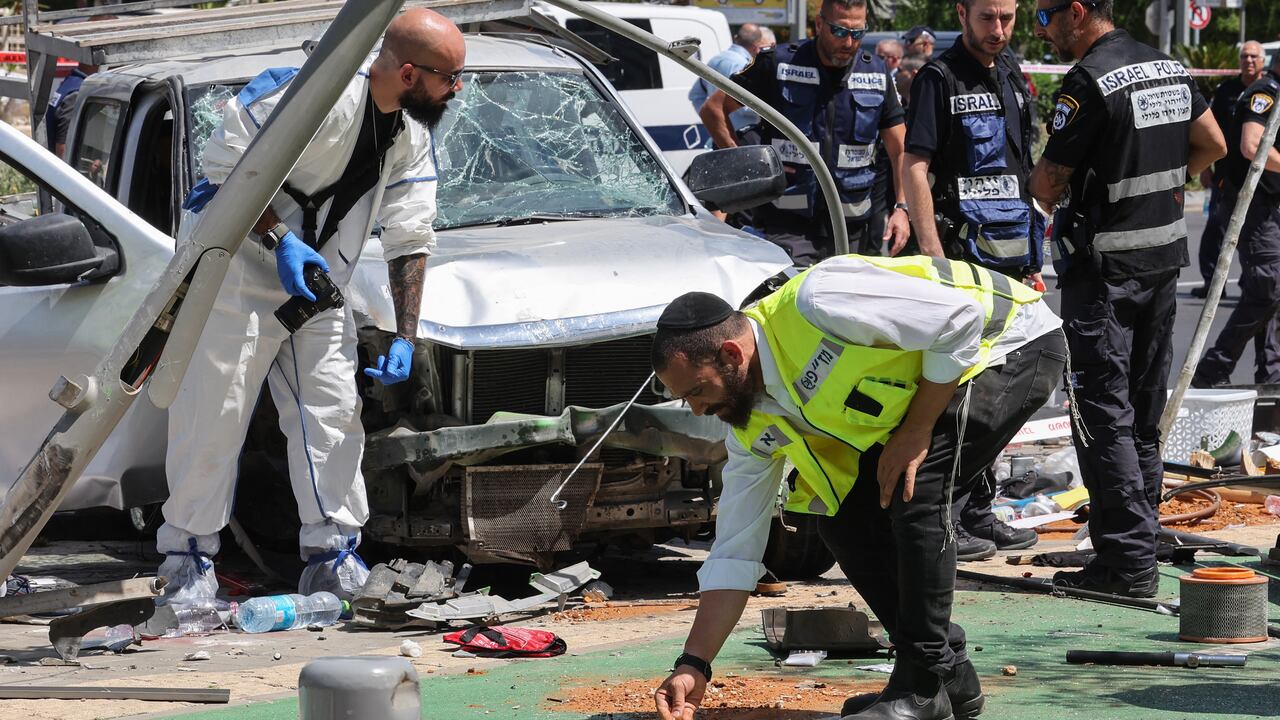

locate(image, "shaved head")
[[370, 7, 466, 128], [379, 7, 465, 69]]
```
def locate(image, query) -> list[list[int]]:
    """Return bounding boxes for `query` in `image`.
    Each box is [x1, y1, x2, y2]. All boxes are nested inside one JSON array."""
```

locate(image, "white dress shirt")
[[696, 256, 1061, 592]]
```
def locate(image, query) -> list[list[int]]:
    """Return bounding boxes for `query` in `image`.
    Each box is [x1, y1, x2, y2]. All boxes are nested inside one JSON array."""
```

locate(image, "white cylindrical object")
[[299, 656, 420, 720]]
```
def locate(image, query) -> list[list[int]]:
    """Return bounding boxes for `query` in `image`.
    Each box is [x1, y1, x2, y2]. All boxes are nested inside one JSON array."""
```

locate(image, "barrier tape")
[[1023, 62, 1236, 77]]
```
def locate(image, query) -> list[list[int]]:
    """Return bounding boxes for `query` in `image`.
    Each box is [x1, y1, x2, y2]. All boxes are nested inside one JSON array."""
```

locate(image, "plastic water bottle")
[[168, 599, 234, 636], [233, 591, 346, 633]]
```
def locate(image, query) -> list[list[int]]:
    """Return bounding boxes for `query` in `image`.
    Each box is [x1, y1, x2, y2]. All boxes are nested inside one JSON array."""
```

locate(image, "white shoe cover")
[[156, 525, 220, 606], [298, 527, 369, 602], [298, 553, 370, 602]]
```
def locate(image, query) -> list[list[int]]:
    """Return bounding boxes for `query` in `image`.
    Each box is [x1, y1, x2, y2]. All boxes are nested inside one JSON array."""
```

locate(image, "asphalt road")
[[1040, 188, 1259, 387]]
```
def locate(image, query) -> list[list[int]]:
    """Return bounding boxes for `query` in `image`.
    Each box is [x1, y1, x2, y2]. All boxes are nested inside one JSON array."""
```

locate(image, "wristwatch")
[[258, 221, 291, 251], [673, 652, 712, 682], [892, 202, 910, 212]]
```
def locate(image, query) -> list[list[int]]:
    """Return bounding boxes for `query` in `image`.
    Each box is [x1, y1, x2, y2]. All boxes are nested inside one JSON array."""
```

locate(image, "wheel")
[[762, 510, 837, 580]]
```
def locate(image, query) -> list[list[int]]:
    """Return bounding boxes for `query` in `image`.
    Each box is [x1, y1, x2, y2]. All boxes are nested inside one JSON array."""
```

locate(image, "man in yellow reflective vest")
[[651, 255, 1064, 720]]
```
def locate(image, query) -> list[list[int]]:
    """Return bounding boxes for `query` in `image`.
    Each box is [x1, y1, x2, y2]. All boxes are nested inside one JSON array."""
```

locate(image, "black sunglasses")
[[411, 63, 464, 86], [1037, 1, 1098, 27], [819, 15, 867, 41]]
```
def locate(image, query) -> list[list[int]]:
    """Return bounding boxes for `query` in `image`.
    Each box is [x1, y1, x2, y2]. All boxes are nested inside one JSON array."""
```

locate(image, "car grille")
[[468, 335, 661, 422], [564, 335, 663, 408], [469, 349, 547, 422]]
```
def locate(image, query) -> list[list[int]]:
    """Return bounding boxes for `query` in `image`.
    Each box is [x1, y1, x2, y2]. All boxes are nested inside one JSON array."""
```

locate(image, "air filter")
[[1178, 567, 1269, 643]]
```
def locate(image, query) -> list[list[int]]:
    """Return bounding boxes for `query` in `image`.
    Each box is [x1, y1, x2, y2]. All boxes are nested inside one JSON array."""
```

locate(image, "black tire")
[[762, 510, 837, 580]]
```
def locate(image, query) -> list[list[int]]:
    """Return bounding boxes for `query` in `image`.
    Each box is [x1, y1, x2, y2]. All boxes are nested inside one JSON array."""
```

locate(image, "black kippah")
[[657, 292, 734, 330]]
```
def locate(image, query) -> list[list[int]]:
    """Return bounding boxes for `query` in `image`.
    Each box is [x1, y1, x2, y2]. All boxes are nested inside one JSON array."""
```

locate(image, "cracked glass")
[[433, 70, 683, 230], [186, 84, 237, 183]]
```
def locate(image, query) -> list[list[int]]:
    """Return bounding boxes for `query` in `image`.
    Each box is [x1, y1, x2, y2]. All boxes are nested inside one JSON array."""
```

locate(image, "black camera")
[[274, 264, 345, 333]]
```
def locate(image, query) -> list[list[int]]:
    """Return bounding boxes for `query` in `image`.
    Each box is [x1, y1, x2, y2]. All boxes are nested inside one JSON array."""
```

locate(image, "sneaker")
[[842, 660, 984, 719], [1053, 563, 1159, 598], [966, 519, 1038, 551], [954, 523, 997, 562], [1189, 284, 1208, 299]]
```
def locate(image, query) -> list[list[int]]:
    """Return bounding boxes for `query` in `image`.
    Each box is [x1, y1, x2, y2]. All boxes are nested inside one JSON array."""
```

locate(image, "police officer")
[[1192, 41, 1265, 298], [649, 257, 1064, 720], [902, 0, 1043, 560], [1192, 51, 1280, 387], [1030, 0, 1226, 597], [699, 0, 910, 265]]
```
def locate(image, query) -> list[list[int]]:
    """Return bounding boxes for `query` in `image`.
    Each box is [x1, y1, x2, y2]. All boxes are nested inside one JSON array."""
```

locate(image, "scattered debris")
[[350, 559, 466, 629], [49, 597, 153, 661], [581, 579, 614, 603], [782, 650, 827, 667], [273, 652, 282, 661], [1001, 665, 1017, 676], [762, 606, 889, 653], [856, 664, 895, 674], [407, 562, 600, 625], [400, 639, 423, 658], [184, 650, 212, 661], [552, 601, 693, 623], [452, 649, 477, 659]]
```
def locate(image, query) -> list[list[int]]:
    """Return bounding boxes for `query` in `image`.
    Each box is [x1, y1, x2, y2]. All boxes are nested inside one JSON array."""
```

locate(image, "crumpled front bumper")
[[363, 401, 728, 470]]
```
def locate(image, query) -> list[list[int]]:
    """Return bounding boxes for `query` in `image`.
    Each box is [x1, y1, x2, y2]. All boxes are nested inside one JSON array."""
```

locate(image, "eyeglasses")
[[1036, 1, 1098, 27], [878, 53, 902, 61], [411, 63, 464, 86], [819, 15, 867, 41]]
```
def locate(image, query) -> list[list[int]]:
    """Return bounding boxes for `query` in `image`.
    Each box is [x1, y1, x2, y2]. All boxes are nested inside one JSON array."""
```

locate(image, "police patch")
[[1250, 92, 1275, 116], [1051, 94, 1080, 133]]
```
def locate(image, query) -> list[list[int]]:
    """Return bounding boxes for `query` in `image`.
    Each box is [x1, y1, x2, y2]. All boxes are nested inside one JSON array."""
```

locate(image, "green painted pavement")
[[176, 562, 1280, 719]]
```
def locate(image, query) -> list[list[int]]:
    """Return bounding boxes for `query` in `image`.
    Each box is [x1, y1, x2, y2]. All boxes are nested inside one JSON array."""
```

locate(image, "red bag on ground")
[[443, 625, 567, 658]]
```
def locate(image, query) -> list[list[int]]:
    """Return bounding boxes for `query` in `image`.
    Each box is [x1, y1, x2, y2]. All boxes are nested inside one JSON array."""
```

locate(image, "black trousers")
[[1198, 184, 1227, 285], [818, 330, 1065, 681], [1061, 269, 1178, 570], [1195, 196, 1280, 385]]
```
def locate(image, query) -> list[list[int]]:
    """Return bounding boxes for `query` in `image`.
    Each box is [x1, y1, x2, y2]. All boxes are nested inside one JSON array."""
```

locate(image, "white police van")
[[538, 1, 732, 174]]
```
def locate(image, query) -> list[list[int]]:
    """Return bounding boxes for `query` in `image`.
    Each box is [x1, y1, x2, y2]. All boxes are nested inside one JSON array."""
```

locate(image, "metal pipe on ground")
[[0, 576, 165, 618], [1159, 94, 1280, 438], [956, 569, 1180, 615]]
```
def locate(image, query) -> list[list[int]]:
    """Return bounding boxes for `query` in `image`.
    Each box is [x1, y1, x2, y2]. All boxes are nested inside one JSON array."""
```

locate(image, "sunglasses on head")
[[819, 15, 867, 40], [1036, 1, 1098, 27]]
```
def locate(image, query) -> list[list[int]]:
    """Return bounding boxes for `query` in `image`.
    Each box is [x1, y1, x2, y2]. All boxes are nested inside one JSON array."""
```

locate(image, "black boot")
[[842, 660, 984, 719], [966, 519, 1038, 551], [1053, 563, 1159, 598], [841, 665, 953, 720], [953, 523, 996, 562]]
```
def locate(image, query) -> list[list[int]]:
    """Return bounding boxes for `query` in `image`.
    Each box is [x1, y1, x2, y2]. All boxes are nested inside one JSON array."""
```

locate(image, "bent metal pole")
[[0, 0, 408, 583], [538, 0, 850, 256], [1159, 95, 1280, 439]]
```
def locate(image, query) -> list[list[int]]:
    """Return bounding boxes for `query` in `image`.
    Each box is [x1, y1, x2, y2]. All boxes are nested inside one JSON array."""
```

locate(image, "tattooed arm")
[[388, 253, 427, 339], [1029, 158, 1076, 211]]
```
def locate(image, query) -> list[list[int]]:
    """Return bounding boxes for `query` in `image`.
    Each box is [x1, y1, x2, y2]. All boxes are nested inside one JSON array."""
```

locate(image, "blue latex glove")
[[274, 231, 330, 302], [364, 337, 414, 385]]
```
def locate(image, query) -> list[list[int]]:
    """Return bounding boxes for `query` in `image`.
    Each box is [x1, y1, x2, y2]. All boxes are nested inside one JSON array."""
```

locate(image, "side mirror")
[[685, 145, 786, 214], [0, 213, 111, 286]]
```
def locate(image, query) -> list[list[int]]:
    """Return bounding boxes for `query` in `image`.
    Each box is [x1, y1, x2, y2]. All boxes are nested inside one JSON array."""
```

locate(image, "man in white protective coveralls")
[[156, 8, 465, 604]]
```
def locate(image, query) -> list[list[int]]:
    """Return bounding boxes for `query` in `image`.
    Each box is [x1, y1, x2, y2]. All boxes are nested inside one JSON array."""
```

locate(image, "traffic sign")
[[1189, 2, 1211, 30]]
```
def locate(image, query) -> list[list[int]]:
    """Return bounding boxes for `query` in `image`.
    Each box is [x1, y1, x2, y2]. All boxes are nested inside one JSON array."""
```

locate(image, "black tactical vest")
[[1056, 30, 1195, 276]]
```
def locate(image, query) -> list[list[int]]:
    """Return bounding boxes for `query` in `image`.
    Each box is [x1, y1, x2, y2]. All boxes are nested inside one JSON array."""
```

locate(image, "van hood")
[[348, 215, 792, 349]]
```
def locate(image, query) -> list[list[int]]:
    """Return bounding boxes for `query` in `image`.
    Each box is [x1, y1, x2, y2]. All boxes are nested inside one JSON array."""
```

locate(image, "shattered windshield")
[[433, 70, 683, 229]]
